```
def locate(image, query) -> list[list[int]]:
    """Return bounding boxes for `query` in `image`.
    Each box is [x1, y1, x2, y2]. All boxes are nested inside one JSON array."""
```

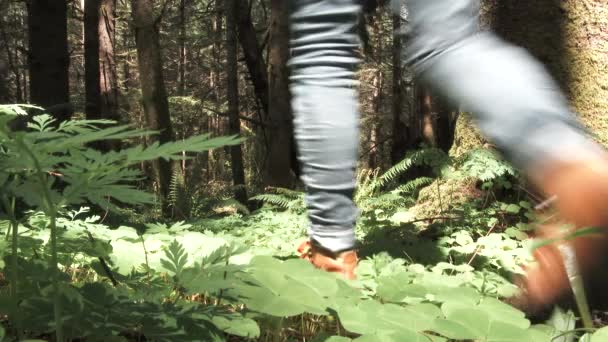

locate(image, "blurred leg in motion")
[[290, 0, 361, 278], [289, 0, 608, 292], [405, 0, 608, 306]]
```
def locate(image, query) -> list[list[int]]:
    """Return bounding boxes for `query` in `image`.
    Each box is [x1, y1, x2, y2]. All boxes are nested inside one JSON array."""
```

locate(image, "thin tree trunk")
[[368, 15, 382, 169], [84, 0, 102, 121], [0, 16, 22, 102], [264, 0, 293, 188], [99, 0, 119, 123], [26, 0, 71, 121], [225, 0, 247, 203], [131, 0, 173, 210], [177, 0, 186, 95], [391, 12, 407, 164], [236, 0, 269, 115], [0, 59, 8, 103], [209, 0, 223, 180]]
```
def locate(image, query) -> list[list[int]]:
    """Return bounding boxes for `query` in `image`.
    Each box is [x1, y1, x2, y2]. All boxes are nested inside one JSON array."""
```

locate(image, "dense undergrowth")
[[1, 105, 608, 341]]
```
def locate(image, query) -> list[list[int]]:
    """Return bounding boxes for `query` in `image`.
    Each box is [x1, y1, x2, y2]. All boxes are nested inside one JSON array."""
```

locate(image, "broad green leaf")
[[432, 318, 479, 340], [504, 204, 521, 214], [211, 315, 260, 338], [592, 327, 608, 342], [477, 297, 530, 330], [434, 286, 481, 305], [355, 330, 438, 342]]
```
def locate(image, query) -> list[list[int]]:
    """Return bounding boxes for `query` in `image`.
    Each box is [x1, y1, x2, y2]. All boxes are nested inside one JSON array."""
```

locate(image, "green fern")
[[378, 148, 451, 187], [397, 177, 434, 193], [355, 168, 380, 205], [251, 194, 298, 210], [168, 167, 192, 218], [250, 188, 305, 212]]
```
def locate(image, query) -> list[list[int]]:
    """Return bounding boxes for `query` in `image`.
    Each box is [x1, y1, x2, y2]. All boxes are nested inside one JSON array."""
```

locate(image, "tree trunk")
[[177, 0, 186, 96], [368, 14, 382, 169], [26, 0, 71, 121], [482, 0, 608, 147], [84, 0, 102, 121], [208, 0, 225, 181], [0, 11, 23, 103], [225, 0, 247, 203], [264, 0, 293, 188], [99, 0, 119, 123], [131, 0, 173, 209], [236, 0, 269, 115], [0, 59, 8, 103], [390, 12, 407, 164]]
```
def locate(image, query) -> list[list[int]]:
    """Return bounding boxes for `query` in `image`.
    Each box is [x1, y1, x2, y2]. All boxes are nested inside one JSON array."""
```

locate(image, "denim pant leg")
[[406, 0, 602, 168], [289, 0, 361, 252]]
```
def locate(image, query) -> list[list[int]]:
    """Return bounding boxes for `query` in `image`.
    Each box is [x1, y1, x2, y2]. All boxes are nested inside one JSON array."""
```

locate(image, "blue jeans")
[[289, 0, 599, 252]]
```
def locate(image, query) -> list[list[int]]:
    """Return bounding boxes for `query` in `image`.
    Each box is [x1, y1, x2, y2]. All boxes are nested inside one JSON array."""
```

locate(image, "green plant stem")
[[16, 137, 64, 342], [48, 206, 63, 342], [139, 235, 150, 277], [436, 181, 443, 213], [2, 195, 22, 339], [558, 244, 594, 330], [550, 328, 596, 341]]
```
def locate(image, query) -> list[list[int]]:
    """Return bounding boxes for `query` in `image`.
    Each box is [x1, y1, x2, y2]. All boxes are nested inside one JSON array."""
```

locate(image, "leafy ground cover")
[[1, 105, 607, 341]]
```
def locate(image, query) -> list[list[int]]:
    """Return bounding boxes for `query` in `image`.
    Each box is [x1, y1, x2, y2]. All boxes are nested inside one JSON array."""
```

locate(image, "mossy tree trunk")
[[452, 1, 608, 157], [481, 0, 608, 147]]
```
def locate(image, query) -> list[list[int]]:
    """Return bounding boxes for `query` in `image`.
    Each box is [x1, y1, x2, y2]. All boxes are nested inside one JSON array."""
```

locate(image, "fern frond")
[[379, 148, 450, 187], [398, 177, 434, 193], [266, 187, 302, 199], [355, 168, 380, 204], [250, 194, 293, 209]]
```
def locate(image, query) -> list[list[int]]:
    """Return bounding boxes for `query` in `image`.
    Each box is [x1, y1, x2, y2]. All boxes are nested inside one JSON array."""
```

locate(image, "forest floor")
[[5, 180, 608, 341]]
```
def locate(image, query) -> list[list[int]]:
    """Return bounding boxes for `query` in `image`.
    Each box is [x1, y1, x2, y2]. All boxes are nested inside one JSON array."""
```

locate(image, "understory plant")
[[0, 104, 241, 341]]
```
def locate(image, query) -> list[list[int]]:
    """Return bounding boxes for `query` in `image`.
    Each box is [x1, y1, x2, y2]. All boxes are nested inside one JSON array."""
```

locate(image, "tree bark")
[[208, 0, 225, 180], [264, 0, 293, 188], [26, 0, 71, 121], [0, 59, 8, 103], [177, 0, 186, 95], [99, 0, 119, 123], [482, 0, 608, 147], [131, 0, 173, 208], [390, 12, 407, 164], [236, 0, 269, 116], [368, 14, 383, 169], [0, 10, 23, 103], [84, 0, 102, 121], [225, 0, 248, 203]]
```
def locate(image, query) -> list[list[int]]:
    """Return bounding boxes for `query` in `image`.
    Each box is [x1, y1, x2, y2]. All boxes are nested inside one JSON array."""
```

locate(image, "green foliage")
[[0, 105, 604, 341], [0, 104, 242, 341], [378, 148, 451, 188], [458, 148, 519, 190], [161, 239, 189, 278], [168, 167, 192, 218], [397, 176, 434, 194], [250, 187, 306, 213]]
